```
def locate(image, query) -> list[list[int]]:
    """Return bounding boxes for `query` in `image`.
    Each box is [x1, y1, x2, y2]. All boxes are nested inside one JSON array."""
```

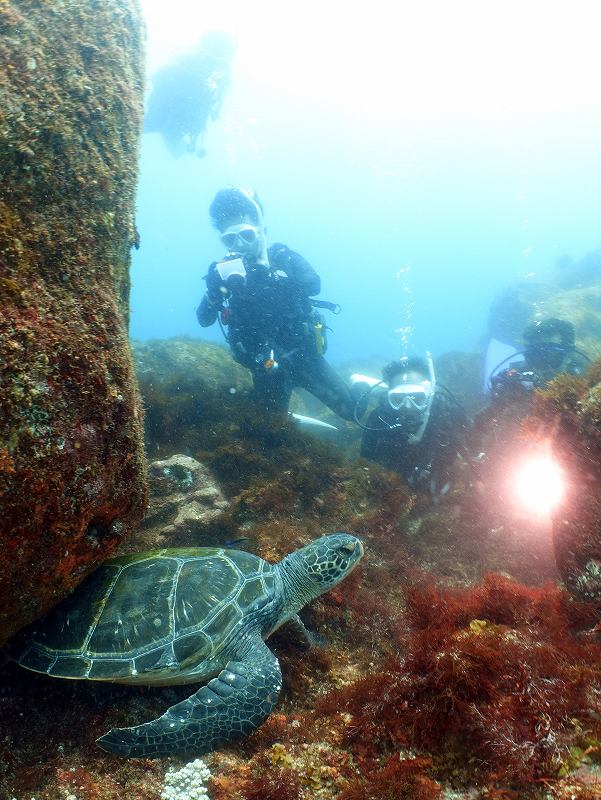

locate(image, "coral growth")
[[161, 759, 211, 799], [118, 453, 230, 553]]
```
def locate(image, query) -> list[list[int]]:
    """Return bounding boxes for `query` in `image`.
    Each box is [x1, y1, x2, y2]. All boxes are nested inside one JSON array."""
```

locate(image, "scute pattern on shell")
[[12, 548, 276, 683]]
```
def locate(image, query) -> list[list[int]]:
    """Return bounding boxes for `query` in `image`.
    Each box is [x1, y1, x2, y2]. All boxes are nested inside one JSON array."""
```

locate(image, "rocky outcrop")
[[120, 455, 230, 552], [486, 256, 601, 360], [132, 336, 251, 392], [545, 284, 601, 359], [544, 374, 601, 607], [131, 337, 253, 458], [0, 0, 147, 645]]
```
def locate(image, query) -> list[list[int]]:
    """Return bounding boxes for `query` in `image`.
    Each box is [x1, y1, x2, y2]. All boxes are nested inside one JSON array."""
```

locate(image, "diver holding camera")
[[196, 187, 355, 419]]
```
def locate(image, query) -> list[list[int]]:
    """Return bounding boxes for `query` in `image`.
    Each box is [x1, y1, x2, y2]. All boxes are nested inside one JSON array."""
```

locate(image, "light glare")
[[513, 455, 564, 516]]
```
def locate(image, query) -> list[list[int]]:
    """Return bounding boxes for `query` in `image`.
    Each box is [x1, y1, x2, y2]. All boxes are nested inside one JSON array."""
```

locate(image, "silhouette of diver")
[[144, 31, 236, 158]]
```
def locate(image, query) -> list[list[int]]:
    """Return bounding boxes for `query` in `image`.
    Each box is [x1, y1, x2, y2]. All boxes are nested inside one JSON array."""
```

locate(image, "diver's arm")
[[437, 395, 472, 449], [360, 433, 375, 460], [196, 293, 219, 327], [196, 263, 224, 327], [440, 400, 482, 473], [268, 243, 321, 296]]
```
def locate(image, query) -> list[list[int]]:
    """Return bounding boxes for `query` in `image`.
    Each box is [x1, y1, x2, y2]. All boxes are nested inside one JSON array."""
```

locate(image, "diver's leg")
[[251, 366, 293, 414], [297, 355, 355, 421]]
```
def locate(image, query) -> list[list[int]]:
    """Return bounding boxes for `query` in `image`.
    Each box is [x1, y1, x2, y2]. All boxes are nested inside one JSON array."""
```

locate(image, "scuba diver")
[[468, 317, 591, 520], [144, 31, 236, 158], [488, 317, 589, 404], [196, 187, 356, 420], [357, 354, 471, 497]]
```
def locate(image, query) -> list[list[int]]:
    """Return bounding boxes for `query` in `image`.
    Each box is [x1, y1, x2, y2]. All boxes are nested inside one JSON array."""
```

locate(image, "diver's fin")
[[290, 413, 338, 431]]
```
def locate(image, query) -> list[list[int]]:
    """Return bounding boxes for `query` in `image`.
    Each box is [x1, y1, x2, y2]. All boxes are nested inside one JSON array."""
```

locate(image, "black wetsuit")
[[360, 392, 470, 490], [490, 353, 586, 406], [197, 243, 354, 419]]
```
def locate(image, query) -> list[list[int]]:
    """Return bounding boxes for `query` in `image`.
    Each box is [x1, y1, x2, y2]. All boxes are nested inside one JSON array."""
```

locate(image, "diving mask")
[[387, 382, 433, 412], [220, 224, 260, 251]]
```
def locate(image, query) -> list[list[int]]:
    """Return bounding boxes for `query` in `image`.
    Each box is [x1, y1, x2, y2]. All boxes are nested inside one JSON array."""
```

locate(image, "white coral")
[[161, 759, 211, 800]]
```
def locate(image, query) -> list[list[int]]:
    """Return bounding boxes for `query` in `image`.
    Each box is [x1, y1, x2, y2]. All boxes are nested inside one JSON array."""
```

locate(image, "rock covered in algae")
[[0, 0, 147, 645], [545, 373, 601, 606], [132, 336, 252, 391], [119, 454, 230, 553], [545, 282, 601, 360], [486, 252, 601, 360]]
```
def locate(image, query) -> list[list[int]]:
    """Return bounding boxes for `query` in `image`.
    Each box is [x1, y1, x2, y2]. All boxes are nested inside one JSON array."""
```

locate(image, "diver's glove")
[[205, 264, 227, 304], [205, 288, 226, 307]]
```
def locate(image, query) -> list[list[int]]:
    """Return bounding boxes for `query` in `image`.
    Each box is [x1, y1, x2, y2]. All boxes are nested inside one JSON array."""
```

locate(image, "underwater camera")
[[215, 256, 246, 284]]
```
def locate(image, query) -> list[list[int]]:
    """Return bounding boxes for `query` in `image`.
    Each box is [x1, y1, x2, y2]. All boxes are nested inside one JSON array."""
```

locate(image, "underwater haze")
[[131, 0, 601, 366]]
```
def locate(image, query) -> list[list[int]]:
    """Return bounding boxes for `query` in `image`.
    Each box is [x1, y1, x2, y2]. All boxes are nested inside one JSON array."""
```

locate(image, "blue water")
[[130, 4, 601, 369]]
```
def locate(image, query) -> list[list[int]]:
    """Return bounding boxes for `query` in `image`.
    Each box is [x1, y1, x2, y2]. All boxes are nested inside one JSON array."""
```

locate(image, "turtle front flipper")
[[97, 639, 282, 758]]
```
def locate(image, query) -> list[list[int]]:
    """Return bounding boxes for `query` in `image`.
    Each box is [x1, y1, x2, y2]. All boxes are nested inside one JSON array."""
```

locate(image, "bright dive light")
[[512, 454, 564, 515]]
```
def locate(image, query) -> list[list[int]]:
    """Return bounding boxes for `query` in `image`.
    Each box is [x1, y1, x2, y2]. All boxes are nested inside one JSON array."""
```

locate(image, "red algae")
[[337, 754, 442, 800], [316, 575, 601, 789], [3, 337, 601, 797], [237, 757, 304, 800]]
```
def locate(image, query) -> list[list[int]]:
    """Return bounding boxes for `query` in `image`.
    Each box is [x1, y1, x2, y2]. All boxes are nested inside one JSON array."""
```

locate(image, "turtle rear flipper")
[[97, 640, 282, 758]]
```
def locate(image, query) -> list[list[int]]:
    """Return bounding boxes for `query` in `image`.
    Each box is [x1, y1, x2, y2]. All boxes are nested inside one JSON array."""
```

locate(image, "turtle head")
[[277, 533, 364, 612]]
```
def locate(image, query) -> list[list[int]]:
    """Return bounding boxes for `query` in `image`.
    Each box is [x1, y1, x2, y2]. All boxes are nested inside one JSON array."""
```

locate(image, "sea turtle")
[[10, 533, 363, 758]]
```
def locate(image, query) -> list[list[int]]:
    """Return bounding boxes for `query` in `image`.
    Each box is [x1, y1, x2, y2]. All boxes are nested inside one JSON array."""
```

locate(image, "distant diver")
[[470, 317, 591, 496], [487, 318, 590, 404], [355, 354, 471, 499], [144, 30, 236, 158]]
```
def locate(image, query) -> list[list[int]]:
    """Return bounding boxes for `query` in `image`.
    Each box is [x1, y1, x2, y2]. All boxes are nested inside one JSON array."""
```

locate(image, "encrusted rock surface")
[[545, 374, 601, 605], [487, 269, 601, 359], [119, 454, 230, 552], [0, 0, 147, 645]]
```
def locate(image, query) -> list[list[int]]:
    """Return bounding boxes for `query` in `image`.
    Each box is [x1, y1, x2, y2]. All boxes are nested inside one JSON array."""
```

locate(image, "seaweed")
[[337, 754, 442, 800], [239, 761, 304, 800], [317, 574, 601, 787]]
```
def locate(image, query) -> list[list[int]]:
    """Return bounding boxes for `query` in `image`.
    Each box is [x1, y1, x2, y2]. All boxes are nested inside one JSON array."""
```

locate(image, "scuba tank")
[[311, 312, 327, 356], [309, 299, 340, 357]]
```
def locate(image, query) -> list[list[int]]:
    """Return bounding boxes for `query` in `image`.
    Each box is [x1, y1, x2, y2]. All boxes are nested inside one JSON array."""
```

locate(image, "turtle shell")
[[11, 548, 276, 684]]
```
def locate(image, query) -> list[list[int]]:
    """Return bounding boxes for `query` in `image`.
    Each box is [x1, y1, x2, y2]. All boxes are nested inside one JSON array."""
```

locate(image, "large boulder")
[[0, 0, 147, 645], [545, 284, 601, 360], [132, 337, 253, 456], [132, 336, 251, 391], [486, 255, 601, 359]]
